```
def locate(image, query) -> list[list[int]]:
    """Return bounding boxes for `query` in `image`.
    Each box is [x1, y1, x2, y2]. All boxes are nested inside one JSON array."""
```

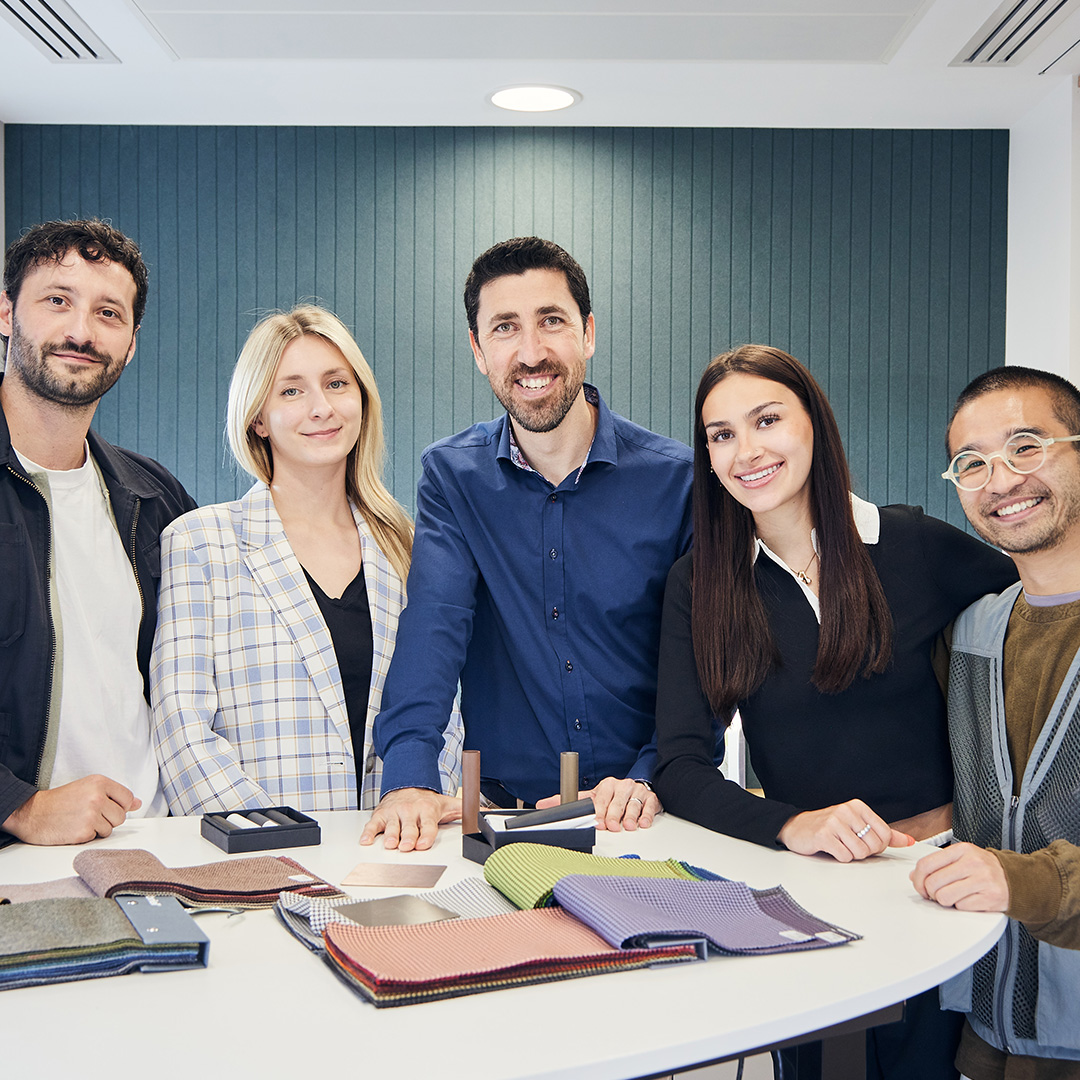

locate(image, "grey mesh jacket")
[[940, 582, 1080, 1062]]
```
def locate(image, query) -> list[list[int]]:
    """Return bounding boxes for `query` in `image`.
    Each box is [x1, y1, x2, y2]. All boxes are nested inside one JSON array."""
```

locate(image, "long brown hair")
[[691, 345, 893, 714]]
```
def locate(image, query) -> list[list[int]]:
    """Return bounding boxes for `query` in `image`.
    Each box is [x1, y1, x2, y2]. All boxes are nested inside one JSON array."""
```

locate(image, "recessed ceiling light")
[[489, 85, 581, 113]]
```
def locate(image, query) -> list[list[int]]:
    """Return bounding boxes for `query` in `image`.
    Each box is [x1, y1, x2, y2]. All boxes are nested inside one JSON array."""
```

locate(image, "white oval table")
[[0, 812, 1003, 1080]]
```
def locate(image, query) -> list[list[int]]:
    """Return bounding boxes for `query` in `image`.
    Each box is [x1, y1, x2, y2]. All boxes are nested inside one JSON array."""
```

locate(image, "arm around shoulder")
[[912, 505, 1020, 602]]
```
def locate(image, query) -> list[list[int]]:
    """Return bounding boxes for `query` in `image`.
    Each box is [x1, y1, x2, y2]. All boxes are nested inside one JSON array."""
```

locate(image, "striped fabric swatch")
[[71, 849, 344, 909], [551, 875, 861, 955], [482, 843, 704, 909], [276, 876, 518, 952], [323, 906, 699, 1007], [0, 898, 205, 991]]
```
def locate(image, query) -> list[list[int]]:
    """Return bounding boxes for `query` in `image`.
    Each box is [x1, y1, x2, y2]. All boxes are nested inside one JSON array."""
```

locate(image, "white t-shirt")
[[16, 445, 167, 816]]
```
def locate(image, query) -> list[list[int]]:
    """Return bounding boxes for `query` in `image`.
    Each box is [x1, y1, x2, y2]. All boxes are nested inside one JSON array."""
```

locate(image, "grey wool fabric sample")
[[0, 897, 138, 954]]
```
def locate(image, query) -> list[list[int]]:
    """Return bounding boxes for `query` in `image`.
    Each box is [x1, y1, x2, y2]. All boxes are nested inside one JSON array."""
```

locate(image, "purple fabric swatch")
[[551, 874, 860, 955]]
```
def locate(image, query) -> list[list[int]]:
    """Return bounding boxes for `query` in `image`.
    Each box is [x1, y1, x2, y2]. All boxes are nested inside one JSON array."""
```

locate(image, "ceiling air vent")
[[954, 0, 1080, 68], [0, 0, 118, 62]]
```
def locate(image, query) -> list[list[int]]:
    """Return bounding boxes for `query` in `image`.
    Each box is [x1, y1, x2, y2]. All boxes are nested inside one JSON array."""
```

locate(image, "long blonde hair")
[[226, 305, 413, 585]]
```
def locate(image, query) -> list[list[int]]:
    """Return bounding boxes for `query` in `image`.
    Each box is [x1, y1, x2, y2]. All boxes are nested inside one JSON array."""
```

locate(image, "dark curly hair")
[[3, 219, 148, 330]]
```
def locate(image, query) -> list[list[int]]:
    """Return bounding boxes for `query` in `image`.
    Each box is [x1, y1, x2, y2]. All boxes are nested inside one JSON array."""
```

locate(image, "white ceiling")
[[0, 0, 1077, 128]]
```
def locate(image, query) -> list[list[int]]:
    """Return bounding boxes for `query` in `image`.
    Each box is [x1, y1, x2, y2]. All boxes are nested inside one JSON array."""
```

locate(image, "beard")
[[5, 316, 129, 407], [969, 476, 1080, 555], [488, 362, 584, 434]]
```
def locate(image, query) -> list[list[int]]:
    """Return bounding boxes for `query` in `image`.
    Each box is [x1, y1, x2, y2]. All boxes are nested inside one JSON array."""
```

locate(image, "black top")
[[303, 566, 374, 796], [652, 504, 1021, 848]]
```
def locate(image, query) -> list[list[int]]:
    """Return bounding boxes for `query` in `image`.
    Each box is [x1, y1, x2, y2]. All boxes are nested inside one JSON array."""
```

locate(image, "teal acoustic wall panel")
[[4, 126, 1007, 527]]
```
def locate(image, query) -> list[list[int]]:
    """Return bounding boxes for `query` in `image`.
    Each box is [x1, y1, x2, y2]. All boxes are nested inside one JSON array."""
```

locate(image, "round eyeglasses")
[[942, 431, 1080, 491]]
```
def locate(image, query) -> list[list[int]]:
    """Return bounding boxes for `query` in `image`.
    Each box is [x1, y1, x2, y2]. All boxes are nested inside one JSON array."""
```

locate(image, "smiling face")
[[469, 267, 595, 434], [701, 372, 815, 529], [0, 253, 138, 408], [948, 386, 1080, 556], [252, 334, 363, 479]]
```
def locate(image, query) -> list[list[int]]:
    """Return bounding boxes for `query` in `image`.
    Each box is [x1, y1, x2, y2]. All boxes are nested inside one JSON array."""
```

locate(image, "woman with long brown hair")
[[653, 345, 1017, 1080]]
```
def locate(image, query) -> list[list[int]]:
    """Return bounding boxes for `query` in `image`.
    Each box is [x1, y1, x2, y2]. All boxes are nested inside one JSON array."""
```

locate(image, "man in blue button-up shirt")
[[361, 237, 693, 852]]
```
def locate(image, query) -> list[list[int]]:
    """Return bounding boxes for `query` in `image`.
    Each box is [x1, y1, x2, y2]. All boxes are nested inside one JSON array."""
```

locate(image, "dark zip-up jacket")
[[0, 387, 196, 846]]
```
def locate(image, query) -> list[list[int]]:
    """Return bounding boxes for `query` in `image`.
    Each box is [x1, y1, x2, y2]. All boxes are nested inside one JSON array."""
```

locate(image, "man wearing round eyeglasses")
[[912, 366, 1080, 1080]]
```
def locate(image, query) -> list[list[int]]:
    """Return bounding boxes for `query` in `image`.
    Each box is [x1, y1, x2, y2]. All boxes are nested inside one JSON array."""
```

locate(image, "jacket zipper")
[[995, 792, 1021, 1054], [127, 497, 144, 620], [7, 465, 56, 787]]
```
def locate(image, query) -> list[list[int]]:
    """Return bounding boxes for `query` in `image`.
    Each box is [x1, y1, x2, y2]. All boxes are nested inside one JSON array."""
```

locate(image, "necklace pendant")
[[795, 570, 812, 586]]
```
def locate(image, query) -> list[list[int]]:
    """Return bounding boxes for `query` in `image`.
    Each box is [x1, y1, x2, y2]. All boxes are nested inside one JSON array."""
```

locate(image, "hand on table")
[[889, 802, 952, 843], [2, 775, 141, 845], [910, 842, 1010, 912], [358, 787, 462, 852], [536, 777, 661, 832], [777, 799, 914, 862]]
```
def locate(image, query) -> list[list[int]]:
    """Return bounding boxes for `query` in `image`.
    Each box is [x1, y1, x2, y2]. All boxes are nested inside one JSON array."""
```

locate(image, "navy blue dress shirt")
[[376, 385, 694, 805]]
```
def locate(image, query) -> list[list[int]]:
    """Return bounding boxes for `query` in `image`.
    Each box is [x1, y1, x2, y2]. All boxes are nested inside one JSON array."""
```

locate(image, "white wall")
[[1006, 78, 1080, 384]]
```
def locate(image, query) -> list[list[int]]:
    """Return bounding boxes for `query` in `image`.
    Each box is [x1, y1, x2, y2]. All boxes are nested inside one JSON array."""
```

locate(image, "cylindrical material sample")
[[462, 750, 481, 834], [560, 752, 579, 805]]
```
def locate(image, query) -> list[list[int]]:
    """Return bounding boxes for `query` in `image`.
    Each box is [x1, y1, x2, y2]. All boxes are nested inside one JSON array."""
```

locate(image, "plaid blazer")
[[150, 483, 462, 813]]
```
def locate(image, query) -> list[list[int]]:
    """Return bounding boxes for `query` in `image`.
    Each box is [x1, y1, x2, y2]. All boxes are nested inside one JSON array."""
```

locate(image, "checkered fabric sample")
[[275, 876, 517, 952]]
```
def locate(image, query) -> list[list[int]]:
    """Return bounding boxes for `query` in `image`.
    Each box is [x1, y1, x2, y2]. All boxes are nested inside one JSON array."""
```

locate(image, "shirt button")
[[549, 548, 558, 560], [552, 607, 559, 620], [565, 659, 573, 672], [549, 494, 558, 503], [574, 718, 582, 731]]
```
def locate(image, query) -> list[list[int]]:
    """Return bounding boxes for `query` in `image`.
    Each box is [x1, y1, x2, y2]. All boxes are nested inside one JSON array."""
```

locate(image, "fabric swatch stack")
[[0, 895, 208, 992], [322, 905, 699, 1007], [72, 848, 344, 909], [0, 848, 344, 910], [0, 846, 351, 995], [551, 874, 860, 955], [312, 843, 859, 1008]]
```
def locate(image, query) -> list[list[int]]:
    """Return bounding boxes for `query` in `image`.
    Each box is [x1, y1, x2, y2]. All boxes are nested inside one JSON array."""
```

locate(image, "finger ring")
[[629, 797, 644, 807], [855, 823, 872, 840]]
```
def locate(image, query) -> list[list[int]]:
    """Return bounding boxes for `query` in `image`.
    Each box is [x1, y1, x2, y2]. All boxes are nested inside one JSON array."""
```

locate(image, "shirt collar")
[[498, 383, 615, 483], [753, 493, 880, 565]]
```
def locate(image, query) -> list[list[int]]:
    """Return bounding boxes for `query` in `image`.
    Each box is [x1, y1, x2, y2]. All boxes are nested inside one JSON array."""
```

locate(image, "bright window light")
[[489, 85, 580, 112]]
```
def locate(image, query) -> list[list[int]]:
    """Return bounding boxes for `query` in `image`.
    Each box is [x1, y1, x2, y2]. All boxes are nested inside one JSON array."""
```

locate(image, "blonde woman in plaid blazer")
[[150, 307, 462, 814]]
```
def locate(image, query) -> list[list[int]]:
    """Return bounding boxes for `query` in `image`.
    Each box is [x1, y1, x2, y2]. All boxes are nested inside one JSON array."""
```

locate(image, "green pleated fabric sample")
[[482, 843, 702, 909]]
